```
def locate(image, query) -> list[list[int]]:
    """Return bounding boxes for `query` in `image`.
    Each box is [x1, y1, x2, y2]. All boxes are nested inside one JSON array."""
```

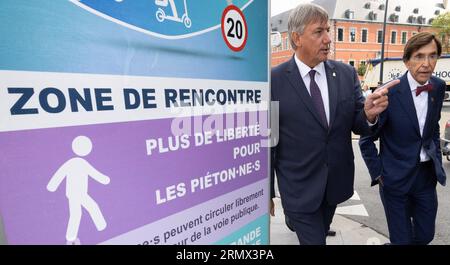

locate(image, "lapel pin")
[[332, 72, 336, 77], [431, 97, 434, 102]]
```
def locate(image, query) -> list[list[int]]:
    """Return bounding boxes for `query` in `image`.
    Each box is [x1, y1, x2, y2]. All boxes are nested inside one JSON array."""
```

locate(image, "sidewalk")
[[270, 197, 389, 245]]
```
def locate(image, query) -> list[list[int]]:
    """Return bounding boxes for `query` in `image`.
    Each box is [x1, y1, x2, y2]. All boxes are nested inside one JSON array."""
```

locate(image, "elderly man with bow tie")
[[359, 32, 446, 245]]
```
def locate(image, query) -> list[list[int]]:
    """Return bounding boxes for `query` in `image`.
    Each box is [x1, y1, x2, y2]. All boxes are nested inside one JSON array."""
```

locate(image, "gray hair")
[[288, 3, 329, 50]]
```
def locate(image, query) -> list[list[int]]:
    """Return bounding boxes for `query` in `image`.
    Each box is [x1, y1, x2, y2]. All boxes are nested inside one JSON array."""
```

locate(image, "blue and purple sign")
[[0, 0, 269, 245]]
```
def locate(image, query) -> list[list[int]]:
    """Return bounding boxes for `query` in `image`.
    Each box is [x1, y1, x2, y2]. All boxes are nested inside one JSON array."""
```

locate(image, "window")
[[377, 30, 383, 43], [337, 28, 344, 42], [389, 14, 399, 22], [349, 60, 355, 67], [345, 10, 355, 19], [349, 28, 356, 42], [395, 6, 401, 12], [391, 31, 397, 44], [401, 31, 408, 44], [361, 29, 368, 43], [418, 16, 426, 24]]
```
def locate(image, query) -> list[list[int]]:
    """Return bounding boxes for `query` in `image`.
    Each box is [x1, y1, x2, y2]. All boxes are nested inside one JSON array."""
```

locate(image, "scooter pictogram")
[[155, 0, 191, 28]]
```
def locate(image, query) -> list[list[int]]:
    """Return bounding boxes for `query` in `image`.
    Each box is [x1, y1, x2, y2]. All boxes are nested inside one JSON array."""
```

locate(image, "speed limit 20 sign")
[[221, 5, 248, 52]]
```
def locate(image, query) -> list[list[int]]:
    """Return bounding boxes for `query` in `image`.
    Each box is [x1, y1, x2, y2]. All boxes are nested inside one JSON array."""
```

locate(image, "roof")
[[271, 0, 450, 32], [270, 10, 290, 33]]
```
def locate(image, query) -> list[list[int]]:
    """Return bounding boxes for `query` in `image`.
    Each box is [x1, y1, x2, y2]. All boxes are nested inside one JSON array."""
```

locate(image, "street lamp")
[[379, 0, 389, 85]]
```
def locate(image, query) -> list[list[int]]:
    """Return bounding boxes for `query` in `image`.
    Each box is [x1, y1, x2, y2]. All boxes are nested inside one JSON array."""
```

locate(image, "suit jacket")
[[359, 73, 447, 194], [271, 57, 371, 213]]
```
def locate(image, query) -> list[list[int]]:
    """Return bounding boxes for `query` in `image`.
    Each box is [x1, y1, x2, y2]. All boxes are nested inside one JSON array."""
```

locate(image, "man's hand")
[[270, 199, 275, 216], [364, 79, 400, 123]]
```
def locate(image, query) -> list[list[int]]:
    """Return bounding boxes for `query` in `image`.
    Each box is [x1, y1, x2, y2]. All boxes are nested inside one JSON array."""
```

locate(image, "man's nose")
[[324, 33, 331, 44], [422, 58, 431, 67]]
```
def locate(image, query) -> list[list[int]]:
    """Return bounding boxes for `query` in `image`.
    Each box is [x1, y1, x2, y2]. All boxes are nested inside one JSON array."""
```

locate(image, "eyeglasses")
[[410, 54, 439, 62]]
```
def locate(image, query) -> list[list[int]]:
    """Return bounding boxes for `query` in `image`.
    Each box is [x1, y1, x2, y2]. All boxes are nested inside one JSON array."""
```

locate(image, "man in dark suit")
[[270, 3, 398, 245], [359, 32, 446, 245]]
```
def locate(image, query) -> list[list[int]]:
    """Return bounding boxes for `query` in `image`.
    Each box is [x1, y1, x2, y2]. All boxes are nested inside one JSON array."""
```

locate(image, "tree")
[[357, 63, 367, 77], [432, 12, 450, 54]]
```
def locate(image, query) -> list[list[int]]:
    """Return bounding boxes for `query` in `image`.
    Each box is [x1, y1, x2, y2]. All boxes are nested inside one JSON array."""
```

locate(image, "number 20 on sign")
[[221, 5, 248, 52]]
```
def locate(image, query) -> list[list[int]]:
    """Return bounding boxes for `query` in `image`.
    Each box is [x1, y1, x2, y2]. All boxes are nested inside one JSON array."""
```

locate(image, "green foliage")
[[432, 12, 450, 54], [357, 63, 367, 76]]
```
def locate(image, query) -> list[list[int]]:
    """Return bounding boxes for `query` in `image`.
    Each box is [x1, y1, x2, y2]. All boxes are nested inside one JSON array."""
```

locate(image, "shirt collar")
[[407, 71, 429, 92], [294, 55, 326, 80]]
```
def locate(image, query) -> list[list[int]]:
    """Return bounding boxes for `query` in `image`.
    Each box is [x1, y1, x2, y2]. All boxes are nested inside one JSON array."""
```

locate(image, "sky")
[[271, 0, 313, 16]]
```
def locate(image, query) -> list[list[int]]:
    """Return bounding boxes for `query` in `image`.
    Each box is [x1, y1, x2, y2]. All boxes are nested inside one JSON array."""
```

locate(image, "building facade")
[[271, 0, 449, 73]]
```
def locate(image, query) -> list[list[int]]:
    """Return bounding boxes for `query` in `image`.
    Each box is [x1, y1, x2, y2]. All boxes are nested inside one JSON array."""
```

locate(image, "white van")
[[363, 55, 450, 100]]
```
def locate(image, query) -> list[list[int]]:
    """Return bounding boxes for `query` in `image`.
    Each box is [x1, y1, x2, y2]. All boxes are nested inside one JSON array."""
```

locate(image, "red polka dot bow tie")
[[416, 83, 433, 96]]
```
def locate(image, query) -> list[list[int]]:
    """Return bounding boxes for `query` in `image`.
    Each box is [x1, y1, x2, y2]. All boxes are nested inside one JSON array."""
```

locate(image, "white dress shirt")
[[294, 55, 330, 125], [407, 71, 430, 162]]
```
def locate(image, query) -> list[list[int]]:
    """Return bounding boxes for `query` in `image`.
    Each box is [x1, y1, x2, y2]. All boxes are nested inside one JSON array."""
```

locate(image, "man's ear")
[[404, 60, 411, 71], [292, 32, 302, 48]]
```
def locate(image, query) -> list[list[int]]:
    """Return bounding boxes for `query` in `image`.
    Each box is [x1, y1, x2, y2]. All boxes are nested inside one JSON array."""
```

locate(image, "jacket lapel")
[[422, 78, 438, 139], [285, 57, 328, 130], [395, 73, 421, 136], [325, 61, 338, 131]]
